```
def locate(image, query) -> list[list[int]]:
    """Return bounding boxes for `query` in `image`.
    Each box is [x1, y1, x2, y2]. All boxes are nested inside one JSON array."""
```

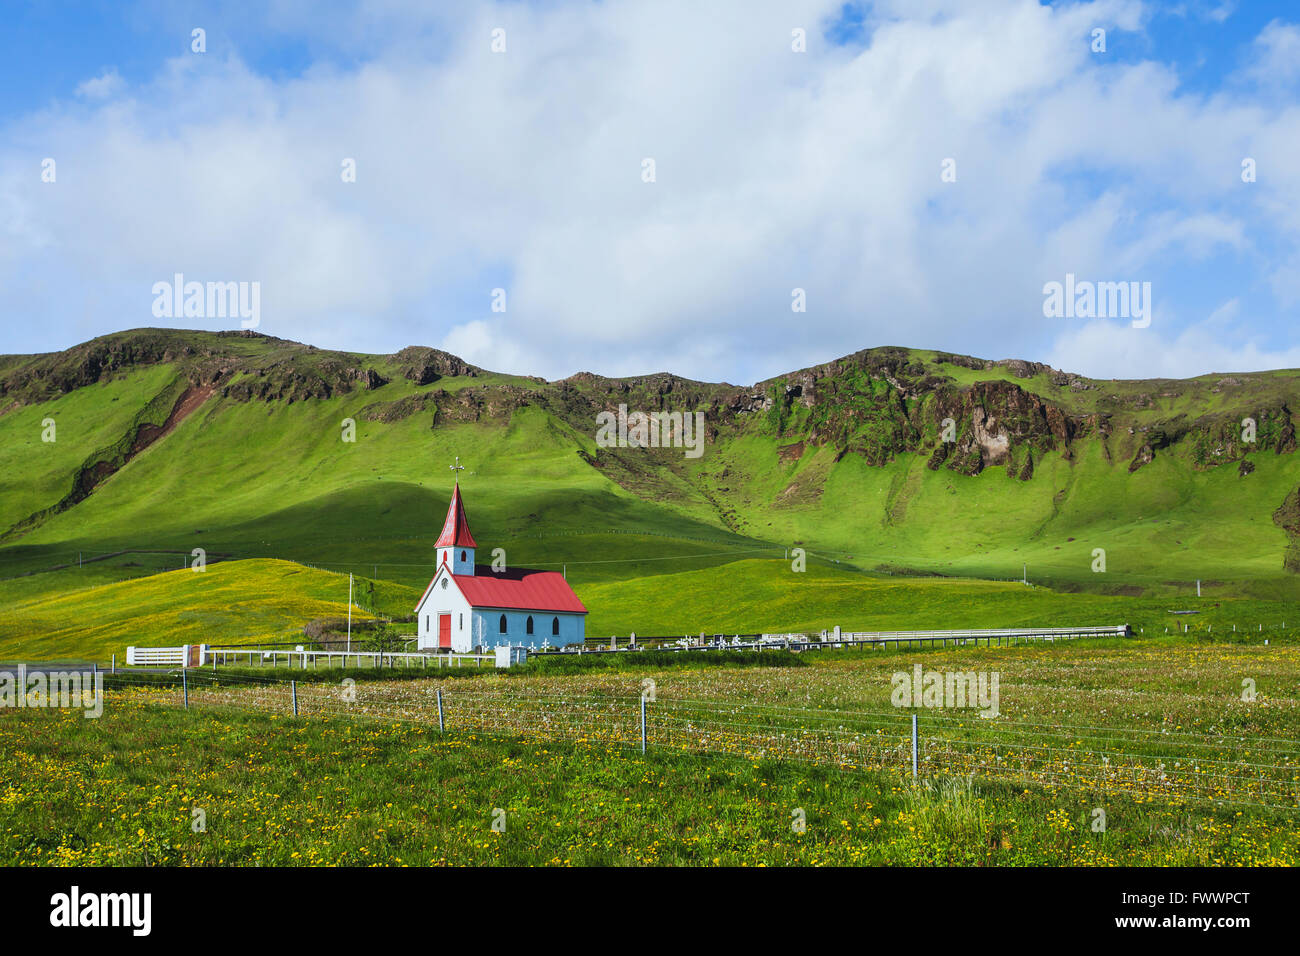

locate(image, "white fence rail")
[[206, 648, 496, 670], [828, 625, 1130, 647], [125, 646, 187, 666], [125, 643, 504, 670], [579, 625, 1131, 655]]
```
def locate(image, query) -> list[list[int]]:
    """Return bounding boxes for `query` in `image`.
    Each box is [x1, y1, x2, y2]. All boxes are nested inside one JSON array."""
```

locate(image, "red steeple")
[[435, 482, 477, 548]]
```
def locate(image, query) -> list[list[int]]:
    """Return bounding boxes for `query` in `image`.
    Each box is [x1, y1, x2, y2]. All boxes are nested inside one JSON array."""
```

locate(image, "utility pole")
[[347, 573, 353, 652]]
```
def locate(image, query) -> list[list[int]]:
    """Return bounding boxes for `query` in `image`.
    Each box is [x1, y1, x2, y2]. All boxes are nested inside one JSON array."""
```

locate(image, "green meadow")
[[4, 633, 1299, 866]]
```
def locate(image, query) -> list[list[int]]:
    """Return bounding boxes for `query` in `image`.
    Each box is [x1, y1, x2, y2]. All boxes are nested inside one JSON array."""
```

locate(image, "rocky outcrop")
[[393, 347, 480, 385], [751, 355, 1087, 479], [0, 329, 414, 410], [1128, 444, 1155, 473], [1273, 485, 1300, 573], [220, 357, 367, 402]]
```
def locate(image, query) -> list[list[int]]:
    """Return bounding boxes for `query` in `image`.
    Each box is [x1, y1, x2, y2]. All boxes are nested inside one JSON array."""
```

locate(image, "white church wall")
[[415, 573, 473, 651], [415, 565, 588, 653]]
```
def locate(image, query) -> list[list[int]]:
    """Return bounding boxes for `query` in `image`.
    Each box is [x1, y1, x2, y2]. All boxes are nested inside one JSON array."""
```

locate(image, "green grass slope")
[[0, 364, 179, 531], [0, 558, 419, 661], [701, 436, 1299, 597]]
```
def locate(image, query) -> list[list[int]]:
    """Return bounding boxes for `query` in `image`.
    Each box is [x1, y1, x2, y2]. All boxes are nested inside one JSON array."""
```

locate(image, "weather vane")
[[450, 456, 465, 475]]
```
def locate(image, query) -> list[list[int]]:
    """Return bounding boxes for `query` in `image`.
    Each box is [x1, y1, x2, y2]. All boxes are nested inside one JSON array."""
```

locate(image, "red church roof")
[[454, 567, 588, 614], [414, 566, 588, 615], [435, 482, 477, 548]]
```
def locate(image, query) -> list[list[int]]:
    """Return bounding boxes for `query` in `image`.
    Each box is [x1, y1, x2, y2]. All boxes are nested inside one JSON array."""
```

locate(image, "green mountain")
[[1, 327, 1298, 657]]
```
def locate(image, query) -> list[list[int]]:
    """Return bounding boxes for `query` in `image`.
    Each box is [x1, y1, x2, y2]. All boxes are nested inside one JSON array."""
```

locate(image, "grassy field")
[[5, 553, 1299, 663], [580, 558, 1300, 638], [4, 634, 1298, 866]]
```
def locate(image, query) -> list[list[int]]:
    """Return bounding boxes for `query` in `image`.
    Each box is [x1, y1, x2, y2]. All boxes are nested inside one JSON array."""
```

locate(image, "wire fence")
[[88, 669, 1300, 814]]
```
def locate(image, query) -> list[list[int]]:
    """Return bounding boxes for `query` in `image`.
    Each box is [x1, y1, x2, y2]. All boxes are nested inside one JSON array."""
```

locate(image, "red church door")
[[438, 614, 452, 649]]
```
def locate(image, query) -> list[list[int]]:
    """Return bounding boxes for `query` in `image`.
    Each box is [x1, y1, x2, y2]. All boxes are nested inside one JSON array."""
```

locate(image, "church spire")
[[435, 481, 477, 549]]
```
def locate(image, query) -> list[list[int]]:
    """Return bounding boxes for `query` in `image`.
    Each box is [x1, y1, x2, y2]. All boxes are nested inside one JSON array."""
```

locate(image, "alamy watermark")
[[151, 273, 260, 329], [891, 664, 999, 718], [595, 404, 705, 459], [1, 664, 103, 718], [50, 886, 150, 936], [1042, 273, 1151, 328]]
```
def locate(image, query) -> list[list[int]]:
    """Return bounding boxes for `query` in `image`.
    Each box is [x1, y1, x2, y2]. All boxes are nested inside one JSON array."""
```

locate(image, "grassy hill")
[[0, 559, 417, 661], [2, 327, 1299, 659]]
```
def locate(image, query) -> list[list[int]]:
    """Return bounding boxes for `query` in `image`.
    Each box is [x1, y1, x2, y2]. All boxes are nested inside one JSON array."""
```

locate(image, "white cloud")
[[1245, 20, 1300, 87], [75, 69, 125, 101], [1047, 312, 1300, 379], [0, 0, 1298, 384]]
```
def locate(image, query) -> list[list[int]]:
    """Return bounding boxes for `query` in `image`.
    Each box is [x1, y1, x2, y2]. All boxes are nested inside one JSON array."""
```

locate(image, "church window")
[[499, 614, 507, 634], [461, 550, 466, 562], [526, 616, 534, 635], [552, 617, 559, 636]]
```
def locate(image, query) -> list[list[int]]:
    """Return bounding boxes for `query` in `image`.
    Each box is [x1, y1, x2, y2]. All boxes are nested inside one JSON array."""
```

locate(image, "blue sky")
[[6, 2, 1277, 119], [1, 0, 1299, 383]]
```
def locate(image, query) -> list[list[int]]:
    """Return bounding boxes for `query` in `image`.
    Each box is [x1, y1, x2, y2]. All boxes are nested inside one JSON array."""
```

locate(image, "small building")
[[413, 482, 588, 652]]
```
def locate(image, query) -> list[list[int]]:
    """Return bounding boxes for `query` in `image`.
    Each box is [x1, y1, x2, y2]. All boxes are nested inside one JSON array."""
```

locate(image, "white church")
[[414, 480, 588, 652]]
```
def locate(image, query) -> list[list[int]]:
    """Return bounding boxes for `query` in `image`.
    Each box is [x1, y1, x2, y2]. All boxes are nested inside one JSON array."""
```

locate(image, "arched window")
[[499, 614, 507, 634], [552, 617, 560, 636], [460, 550, 466, 562], [526, 616, 534, 635]]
